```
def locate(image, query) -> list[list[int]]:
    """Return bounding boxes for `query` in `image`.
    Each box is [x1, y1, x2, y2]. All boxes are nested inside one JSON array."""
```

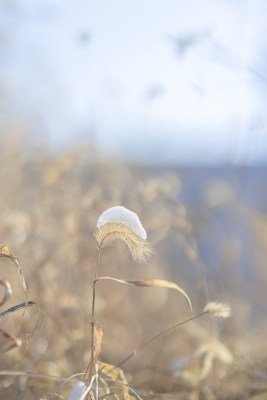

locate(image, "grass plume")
[[95, 222, 153, 263], [203, 301, 231, 319]]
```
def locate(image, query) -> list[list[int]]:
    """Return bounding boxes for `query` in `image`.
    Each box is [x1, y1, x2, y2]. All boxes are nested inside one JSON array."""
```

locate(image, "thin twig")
[[104, 311, 208, 374], [85, 244, 102, 381]]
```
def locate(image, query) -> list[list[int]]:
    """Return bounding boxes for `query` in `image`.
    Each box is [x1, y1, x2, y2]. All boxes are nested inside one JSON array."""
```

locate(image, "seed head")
[[95, 206, 153, 263], [203, 301, 231, 319]]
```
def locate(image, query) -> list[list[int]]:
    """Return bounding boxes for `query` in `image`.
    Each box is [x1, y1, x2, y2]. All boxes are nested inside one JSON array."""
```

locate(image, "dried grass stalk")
[[85, 322, 103, 381]]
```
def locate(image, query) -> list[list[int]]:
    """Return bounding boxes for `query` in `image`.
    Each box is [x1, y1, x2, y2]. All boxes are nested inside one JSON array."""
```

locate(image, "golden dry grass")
[[0, 135, 267, 399], [95, 222, 153, 263]]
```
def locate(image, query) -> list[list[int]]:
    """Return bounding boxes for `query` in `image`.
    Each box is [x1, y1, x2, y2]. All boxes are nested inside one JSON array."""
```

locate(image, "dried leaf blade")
[[0, 245, 28, 302], [85, 321, 103, 380], [0, 301, 37, 318], [98, 361, 134, 400], [96, 277, 192, 311]]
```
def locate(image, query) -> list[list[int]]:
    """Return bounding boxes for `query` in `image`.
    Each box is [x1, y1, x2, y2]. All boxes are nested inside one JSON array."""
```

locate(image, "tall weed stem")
[[84, 245, 102, 381]]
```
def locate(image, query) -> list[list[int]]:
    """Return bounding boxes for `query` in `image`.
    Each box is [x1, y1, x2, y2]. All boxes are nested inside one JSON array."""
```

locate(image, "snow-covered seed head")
[[95, 206, 153, 263], [203, 301, 231, 319]]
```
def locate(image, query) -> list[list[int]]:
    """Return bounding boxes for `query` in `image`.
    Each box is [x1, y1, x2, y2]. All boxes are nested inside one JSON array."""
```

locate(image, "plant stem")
[[84, 245, 102, 381], [92, 246, 102, 319], [104, 311, 209, 374]]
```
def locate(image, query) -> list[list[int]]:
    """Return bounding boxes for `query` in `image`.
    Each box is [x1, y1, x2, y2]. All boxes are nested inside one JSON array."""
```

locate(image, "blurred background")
[[1, 0, 267, 165], [0, 1, 267, 399]]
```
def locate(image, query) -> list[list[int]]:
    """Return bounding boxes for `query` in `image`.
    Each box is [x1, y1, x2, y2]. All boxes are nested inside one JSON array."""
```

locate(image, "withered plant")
[[65, 206, 230, 400]]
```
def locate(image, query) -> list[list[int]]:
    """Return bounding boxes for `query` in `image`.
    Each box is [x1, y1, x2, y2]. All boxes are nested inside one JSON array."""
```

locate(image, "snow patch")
[[97, 206, 147, 240]]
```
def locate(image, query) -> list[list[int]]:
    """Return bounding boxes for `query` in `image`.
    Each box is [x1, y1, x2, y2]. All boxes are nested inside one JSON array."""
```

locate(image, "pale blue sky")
[[0, 0, 267, 164]]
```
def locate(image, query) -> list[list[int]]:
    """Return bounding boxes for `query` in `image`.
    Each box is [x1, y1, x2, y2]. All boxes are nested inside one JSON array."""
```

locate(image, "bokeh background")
[[1, 0, 267, 164], [0, 1, 267, 399]]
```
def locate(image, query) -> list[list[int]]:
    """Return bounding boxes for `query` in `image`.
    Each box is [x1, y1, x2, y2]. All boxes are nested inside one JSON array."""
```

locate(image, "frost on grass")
[[204, 301, 231, 319], [95, 206, 153, 263]]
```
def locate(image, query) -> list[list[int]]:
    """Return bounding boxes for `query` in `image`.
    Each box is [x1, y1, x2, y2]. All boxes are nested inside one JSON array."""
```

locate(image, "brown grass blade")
[[85, 322, 103, 380], [0, 245, 28, 302], [96, 277, 192, 312], [0, 277, 12, 307]]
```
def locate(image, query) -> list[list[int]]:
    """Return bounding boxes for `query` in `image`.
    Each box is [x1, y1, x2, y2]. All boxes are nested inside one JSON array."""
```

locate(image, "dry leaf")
[[85, 322, 103, 380], [98, 361, 133, 400], [96, 276, 192, 312], [0, 245, 28, 302]]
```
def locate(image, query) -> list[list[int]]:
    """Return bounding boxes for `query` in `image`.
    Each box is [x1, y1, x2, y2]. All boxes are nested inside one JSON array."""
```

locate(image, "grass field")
[[0, 137, 267, 399]]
